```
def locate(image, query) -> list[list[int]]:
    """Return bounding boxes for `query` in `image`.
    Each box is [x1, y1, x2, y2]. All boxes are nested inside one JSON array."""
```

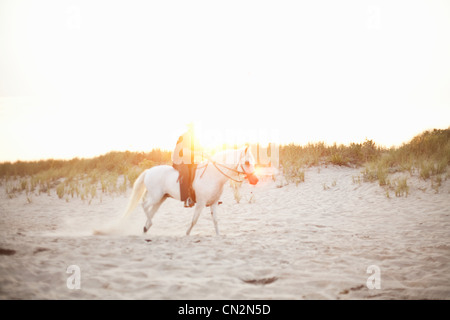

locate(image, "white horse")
[[122, 146, 259, 236]]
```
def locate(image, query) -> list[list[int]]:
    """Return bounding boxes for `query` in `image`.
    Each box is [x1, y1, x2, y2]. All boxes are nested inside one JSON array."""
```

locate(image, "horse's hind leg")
[[143, 197, 166, 233]]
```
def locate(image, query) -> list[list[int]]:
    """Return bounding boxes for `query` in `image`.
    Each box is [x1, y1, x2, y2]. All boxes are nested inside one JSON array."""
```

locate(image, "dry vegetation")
[[1, 128, 449, 202], [0, 149, 171, 203], [279, 128, 449, 196], [279, 138, 381, 185]]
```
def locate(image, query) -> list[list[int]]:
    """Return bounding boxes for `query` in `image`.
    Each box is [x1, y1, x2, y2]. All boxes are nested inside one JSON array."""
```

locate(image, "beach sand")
[[1, 166, 449, 299]]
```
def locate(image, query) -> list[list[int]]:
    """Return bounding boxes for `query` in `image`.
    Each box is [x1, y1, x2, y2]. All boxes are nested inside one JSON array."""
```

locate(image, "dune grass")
[[278, 138, 382, 184], [279, 138, 381, 169], [1, 128, 448, 200], [279, 128, 449, 191], [362, 129, 449, 189], [0, 149, 171, 202]]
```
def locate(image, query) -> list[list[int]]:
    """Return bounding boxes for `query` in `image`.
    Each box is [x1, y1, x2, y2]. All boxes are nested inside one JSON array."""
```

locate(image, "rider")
[[172, 123, 198, 207]]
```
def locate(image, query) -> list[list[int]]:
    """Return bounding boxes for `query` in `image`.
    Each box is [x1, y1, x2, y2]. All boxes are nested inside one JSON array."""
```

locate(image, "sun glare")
[[0, 1, 449, 162]]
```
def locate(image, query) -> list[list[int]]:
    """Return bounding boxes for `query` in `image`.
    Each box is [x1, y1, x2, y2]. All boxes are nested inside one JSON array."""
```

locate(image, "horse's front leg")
[[186, 204, 204, 236], [210, 203, 220, 236]]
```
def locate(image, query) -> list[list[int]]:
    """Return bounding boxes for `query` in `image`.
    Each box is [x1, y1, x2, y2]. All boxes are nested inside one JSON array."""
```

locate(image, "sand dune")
[[1, 166, 449, 299]]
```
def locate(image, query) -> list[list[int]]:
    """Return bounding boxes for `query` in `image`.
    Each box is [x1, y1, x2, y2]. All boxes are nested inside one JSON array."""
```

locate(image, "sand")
[[1, 165, 449, 299]]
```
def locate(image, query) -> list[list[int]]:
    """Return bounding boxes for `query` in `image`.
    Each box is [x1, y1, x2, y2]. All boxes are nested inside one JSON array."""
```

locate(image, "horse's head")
[[240, 145, 259, 185]]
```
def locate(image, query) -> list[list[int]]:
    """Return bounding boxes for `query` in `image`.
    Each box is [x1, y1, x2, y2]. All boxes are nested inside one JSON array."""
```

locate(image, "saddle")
[[173, 163, 197, 206]]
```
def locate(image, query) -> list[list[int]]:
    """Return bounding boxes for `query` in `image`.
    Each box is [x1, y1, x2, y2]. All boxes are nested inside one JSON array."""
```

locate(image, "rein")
[[211, 161, 247, 183], [197, 154, 253, 183]]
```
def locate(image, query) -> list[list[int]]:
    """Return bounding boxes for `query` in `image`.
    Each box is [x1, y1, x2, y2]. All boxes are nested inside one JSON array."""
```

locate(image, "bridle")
[[198, 153, 255, 183]]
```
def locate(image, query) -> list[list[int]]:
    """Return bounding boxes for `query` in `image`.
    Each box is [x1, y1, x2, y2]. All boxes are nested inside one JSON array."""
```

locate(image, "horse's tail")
[[122, 170, 147, 220]]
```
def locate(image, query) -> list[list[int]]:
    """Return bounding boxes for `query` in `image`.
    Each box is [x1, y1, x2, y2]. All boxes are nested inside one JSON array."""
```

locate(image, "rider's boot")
[[184, 197, 194, 208]]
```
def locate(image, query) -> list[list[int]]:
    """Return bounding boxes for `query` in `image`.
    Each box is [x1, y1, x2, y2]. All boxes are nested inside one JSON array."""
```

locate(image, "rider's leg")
[[185, 164, 195, 207]]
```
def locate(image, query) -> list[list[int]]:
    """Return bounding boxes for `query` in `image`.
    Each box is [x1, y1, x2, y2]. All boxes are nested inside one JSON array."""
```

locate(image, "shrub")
[[395, 178, 409, 197], [56, 182, 65, 199], [329, 153, 347, 166]]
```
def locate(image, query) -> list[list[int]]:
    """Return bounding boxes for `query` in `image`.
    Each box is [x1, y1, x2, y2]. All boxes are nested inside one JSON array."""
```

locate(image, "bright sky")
[[1, 0, 449, 162]]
